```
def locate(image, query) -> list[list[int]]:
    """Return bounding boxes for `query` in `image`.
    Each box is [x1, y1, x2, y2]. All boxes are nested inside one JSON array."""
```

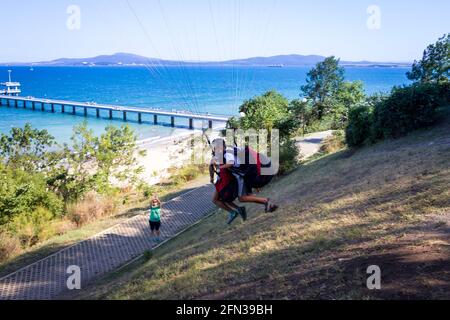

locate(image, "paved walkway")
[[0, 186, 215, 300], [296, 130, 334, 160]]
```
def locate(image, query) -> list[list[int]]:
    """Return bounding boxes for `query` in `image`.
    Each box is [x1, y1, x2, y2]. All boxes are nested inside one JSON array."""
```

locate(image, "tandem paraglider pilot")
[[209, 138, 278, 225]]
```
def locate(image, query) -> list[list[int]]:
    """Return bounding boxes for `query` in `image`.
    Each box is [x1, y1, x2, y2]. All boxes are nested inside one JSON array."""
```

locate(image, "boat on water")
[[267, 64, 284, 68], [0, 70, 21, 96]]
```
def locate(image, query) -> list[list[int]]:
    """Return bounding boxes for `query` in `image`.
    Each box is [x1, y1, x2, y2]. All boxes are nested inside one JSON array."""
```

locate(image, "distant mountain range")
[[0, 53, 412, 67]]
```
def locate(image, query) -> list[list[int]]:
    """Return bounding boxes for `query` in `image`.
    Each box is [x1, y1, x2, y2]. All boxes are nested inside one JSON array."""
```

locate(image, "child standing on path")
[[149, 195, 162, 242]]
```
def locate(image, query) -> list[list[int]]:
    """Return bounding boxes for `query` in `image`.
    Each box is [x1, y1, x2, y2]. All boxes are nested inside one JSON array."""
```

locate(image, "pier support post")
[[138, 113, 142, 123], [123, 112, 127, 121], [23, 101, 26, 108], [15, 100, 18, 108], [171, 116, 175, 127], [189, 118, 194, 130], [0, 99, 2, 106], [32, 101, 35, 110], [96, 109, 100, 118], [72, 106, 76, 115], [209, 120, 213, 130], [154, 115, 158, 124], [61, 105, 65, 113], [109, 110, 113, 119], [7, 99, 10, 107], [41, 103, 45, 111], [84, 107, 87, 117], [51, 104, 55, 113]]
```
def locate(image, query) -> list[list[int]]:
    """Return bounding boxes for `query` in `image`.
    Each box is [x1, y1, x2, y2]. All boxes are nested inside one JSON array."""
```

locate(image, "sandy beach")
[[136, 128, 223, 185]]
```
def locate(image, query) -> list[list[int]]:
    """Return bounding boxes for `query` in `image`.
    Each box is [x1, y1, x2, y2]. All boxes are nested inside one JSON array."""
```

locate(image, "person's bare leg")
[[227, 202, 240, 210], [238, 195, 268, 205], [213, 190, 237, 212]]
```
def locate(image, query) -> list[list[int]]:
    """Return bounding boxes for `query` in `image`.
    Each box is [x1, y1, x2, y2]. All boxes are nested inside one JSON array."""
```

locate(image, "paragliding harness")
[[229, 146, 274, 191], [203, 131, 273, 202], [203, 132, 239, 203]]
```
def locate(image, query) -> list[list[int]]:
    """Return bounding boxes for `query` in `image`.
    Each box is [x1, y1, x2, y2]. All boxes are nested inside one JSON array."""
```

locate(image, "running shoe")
[[227, 211, 239, 225]]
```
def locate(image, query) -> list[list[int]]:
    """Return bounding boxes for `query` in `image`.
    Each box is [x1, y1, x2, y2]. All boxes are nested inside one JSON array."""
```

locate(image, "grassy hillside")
[[74, 109, 450, 300]]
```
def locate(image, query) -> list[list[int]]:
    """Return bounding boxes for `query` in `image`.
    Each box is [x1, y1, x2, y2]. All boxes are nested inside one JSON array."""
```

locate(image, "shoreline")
[[135, 126, 224, 186]]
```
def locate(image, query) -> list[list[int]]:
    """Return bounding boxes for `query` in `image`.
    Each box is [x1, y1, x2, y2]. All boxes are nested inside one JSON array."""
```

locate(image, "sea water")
[[0, 66, 411, 144]]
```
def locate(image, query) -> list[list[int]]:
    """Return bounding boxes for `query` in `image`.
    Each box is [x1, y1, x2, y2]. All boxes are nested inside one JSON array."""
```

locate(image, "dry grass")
[[320, 130, 346, 154], [74, 109, 450, 300], [67, 192, 117, 227], [168, 164, 209, 185], [0, 231, 21, 262]]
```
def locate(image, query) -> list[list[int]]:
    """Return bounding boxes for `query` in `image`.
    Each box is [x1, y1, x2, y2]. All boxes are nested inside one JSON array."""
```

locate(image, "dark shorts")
[[149, 220, 161, 231]]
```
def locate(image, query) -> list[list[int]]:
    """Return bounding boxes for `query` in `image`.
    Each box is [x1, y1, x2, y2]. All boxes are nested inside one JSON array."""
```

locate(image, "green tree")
[[407, 34, 450, 84], [301, 56, 345, 119], [288, 99, 313, 134], [332, 81, 366, 129], [230, 90, 299, 175], [54, 122, 145, 201], [0, 124, 57, 171], [0, 163, 63, 225], [95, 125, 145, 192], [58, 123, 98, 201], [238, 90, 290, 131]]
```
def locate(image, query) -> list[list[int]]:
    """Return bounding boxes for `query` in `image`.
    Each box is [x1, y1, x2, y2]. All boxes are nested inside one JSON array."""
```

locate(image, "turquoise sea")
[[0, 66, 411, 144]]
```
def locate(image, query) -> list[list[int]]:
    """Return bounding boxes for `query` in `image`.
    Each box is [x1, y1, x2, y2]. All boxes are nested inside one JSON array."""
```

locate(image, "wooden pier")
[[0, 95, 229, 130]]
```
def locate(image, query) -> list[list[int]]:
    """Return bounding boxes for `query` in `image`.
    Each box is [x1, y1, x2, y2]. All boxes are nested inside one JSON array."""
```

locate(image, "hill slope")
[[75, 111, 450, 300]]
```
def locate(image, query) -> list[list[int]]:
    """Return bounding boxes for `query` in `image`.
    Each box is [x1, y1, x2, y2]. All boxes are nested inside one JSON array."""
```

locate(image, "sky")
[[1, 0, 449, 63]]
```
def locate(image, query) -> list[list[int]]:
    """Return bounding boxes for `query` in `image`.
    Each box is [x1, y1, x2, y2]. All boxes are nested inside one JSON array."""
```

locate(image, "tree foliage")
[[52, 122, 146, 201], [238, 90, 290, 131], [0, 163, 63, 225], [407, 34, 449, 84], [0, 124, 57, 171], [1, 122, 145, 229], [301, 56, 345, 119]]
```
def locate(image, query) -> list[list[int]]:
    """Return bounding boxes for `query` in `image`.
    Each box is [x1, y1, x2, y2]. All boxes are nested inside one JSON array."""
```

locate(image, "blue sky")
[[1, 0, 449, 63]]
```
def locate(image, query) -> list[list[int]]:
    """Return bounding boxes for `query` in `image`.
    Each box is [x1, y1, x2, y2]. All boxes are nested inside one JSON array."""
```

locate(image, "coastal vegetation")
[[0, 122, 155, 262], [228, 33, 449, 164]]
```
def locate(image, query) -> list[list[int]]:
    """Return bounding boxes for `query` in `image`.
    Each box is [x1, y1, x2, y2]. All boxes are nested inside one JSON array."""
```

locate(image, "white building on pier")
[[0, 70, 21, 96]]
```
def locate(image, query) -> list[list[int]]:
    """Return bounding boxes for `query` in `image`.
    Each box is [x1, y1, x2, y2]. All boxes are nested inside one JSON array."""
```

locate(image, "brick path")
[[0, 185, 215, 300]]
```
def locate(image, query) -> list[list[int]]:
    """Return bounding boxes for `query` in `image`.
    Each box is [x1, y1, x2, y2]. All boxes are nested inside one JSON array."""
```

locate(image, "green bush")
[[373, 83, 446, 139], [345, 83, 449, 148], [169, 165, 208, 185], [279, 138, 299, 175], [7, 207, 56, 248], [303, 115, 335, 134], [345, 105, 374, 147], [0, 165, 63, 225]]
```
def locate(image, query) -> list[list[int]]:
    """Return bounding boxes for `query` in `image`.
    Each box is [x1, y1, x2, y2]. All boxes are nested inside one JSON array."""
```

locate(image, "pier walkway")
[[0, 95, 229, 129]]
